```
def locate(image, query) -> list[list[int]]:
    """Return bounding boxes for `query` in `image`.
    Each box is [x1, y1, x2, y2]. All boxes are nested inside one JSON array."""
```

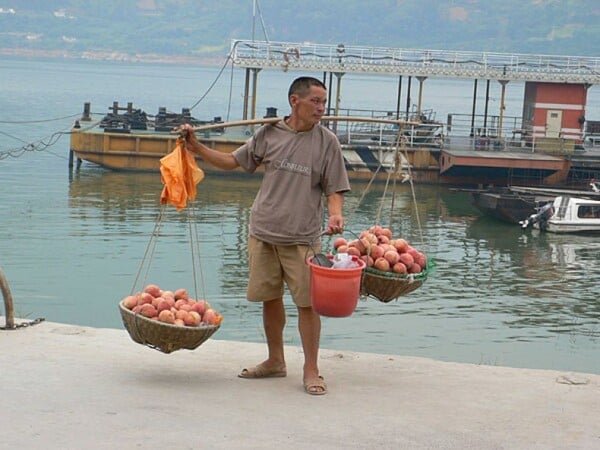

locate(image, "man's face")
[[291, 85, 327, 125]]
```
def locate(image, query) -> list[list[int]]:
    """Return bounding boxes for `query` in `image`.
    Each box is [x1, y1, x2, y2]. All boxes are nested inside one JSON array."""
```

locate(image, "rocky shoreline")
[[0, 47, 224, 66]]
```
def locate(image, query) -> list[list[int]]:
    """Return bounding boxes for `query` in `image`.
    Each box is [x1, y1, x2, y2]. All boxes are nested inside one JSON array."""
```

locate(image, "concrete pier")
[[1, 318, 599, 449]]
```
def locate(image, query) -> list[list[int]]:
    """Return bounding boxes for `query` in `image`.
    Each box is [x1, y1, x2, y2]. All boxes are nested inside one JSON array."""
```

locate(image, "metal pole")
[[498, 80, 509, 139], [396, 75, 402, 119], [416, 76, 427, 116], [250, 68, 260, 120], [242, 68, 251, 120], [483, 80, 490, 136], [333, 73, 344, 134], [470, 79, 478, 137], [405, 76, 412, 119]]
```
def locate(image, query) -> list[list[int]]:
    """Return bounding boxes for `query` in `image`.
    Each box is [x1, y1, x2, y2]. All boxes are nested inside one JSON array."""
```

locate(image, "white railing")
[[231, 40, 600, 83]]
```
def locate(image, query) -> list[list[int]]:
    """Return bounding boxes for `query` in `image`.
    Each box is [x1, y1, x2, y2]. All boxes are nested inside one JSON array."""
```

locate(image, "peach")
[[174, 319, 185, 326], [368, 225, 383, 236], [353, 237, 371, 254], [392, 262, 408, 274], [384, 250, 400, 265], [374, 257, 390, 272], [178, 303, 193, 312], [346, 246, 361, 257], [186, 311, 201, 326], [174, 299, 188, 309], [192, 300, 209, 316], [157, 300, 171, 313], [151, 296, 163, 309], [333, 237, 347, 250], [336, 244, 349, 253], [202, 308, 221, 326], [139, 304, 157, 318], [158, 309, 175, 324], [408, 263, 422, 274], [380, 228, 392, 239], [377, 235, 390, 245], [399, 252, 414, 269], [122, 295, 138, 310], [360, 254, 374, 267], [144, 284, 161, 298], [175, 309, 188, 321], [174, 288, 189, 300], [368, 244, 384, 260], [414, 252, 427, 268], [393, 239, 408, 253], [136, 292, 153, 306], [161, 290, 175, 301]]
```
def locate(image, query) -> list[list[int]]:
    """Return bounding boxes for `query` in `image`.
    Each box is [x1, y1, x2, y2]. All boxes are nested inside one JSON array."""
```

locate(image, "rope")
[[343, 125, 426, 248], [187, 201, 207, 302], [130, 205, 165, 295], [0, 114, 100, 161]]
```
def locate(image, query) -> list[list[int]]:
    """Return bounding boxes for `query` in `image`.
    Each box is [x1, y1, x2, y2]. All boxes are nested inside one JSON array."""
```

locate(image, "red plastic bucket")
[[307, 255, 366, 317]]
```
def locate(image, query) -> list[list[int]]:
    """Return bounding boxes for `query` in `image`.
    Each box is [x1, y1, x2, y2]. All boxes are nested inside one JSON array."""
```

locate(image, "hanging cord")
[[187, 201, 207, 302], [344, 123, 426, 249], [346, 127, 405, 225], [400, 139, 425, 247], [189, 41, 239, 112], [130, 205, 165, 295]]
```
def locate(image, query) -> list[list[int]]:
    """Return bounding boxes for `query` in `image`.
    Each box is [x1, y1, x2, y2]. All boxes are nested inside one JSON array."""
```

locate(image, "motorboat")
[[468, 181, 600, 224], [520, 195, 600, 233]]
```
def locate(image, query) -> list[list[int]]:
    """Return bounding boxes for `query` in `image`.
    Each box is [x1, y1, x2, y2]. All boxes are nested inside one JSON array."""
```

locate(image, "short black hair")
[[288, 76, 327, 99]]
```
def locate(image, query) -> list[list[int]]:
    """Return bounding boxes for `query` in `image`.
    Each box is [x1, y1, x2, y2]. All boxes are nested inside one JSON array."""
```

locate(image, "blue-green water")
[[1, 57, 599, 374]]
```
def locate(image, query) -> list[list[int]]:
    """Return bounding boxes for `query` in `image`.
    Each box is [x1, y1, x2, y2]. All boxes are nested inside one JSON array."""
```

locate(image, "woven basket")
[[360, 266, 428, 303], [118, 301, 220, 354]]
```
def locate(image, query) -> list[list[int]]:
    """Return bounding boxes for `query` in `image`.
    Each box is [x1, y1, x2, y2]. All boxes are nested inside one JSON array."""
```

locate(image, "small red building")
[[521, 82, 587, 146]]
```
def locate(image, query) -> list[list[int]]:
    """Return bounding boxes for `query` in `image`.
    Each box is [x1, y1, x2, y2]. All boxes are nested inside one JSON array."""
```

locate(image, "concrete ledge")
[[1, 319, 599, 449]]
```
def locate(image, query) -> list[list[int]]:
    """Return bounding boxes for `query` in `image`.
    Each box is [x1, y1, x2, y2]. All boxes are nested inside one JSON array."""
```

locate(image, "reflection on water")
[[2, 57, 598, 375], [1, 165, 598, 374]]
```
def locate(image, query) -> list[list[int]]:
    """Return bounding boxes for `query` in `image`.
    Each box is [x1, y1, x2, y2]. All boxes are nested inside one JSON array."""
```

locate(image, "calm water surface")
[[1, 57, 599, 374]]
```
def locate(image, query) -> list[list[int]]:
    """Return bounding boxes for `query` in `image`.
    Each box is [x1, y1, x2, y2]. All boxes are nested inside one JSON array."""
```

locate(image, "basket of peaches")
[[119, 284, 222, 353], [333, 225, 429, 303]]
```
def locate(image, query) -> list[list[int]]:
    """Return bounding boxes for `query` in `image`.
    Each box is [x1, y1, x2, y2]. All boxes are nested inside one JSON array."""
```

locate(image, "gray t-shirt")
[[233, 119, 350, 245]]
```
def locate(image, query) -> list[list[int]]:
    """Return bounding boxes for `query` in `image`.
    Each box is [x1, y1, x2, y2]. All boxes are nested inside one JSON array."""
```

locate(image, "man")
[[181, 76, 350, 395]]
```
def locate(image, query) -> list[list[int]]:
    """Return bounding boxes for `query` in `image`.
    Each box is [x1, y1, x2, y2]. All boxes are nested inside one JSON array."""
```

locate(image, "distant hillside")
[[1, 0, 599, 62]]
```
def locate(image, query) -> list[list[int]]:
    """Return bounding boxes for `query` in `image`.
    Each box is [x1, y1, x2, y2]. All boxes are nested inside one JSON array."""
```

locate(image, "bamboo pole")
[[186, 115, 419, 133], [0, 267, 15, 329]]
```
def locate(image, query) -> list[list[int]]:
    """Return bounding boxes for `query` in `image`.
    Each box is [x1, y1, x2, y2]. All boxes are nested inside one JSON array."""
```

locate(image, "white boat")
[[520, 195, 600, 233]]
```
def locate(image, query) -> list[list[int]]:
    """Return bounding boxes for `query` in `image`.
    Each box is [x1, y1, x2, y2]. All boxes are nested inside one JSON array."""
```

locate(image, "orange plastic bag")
[[160, 138, 204, 211]]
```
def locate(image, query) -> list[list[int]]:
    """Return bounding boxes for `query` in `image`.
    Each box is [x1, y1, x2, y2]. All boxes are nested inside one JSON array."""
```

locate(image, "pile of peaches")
[[121, 284, 222, 327], [333, 225, 427, 275]]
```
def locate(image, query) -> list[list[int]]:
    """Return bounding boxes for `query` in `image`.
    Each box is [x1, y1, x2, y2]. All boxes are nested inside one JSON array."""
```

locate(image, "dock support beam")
[[250, 68, 261, 120], [498, 80, 509, 139], [333, 72, 344, 134], [470, 80, 478, 137], [416, 76, 427, 117], [405, 76, 412, 119], [242, 68, 251, 120], [396, 75, 403, 119], [483, 80, 491, 136]]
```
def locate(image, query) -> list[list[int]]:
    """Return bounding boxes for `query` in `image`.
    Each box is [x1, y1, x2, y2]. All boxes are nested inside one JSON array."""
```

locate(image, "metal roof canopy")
[[231, 40, 600, 84]]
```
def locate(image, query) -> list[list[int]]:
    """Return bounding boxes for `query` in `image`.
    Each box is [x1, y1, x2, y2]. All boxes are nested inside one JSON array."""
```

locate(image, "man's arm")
[[180, 124, 240, 171], [326, 192, 345, 235]]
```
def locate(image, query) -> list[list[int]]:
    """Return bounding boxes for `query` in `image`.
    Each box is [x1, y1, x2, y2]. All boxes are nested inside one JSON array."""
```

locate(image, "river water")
[[1, 56, 599, 374]]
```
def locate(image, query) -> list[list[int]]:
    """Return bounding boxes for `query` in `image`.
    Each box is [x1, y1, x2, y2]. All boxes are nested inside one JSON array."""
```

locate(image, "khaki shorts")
[[246, 236, 320, 308]]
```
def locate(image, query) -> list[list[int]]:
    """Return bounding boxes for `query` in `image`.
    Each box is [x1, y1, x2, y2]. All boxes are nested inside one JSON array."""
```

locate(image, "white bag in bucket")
[[331, 252, 359, 269]]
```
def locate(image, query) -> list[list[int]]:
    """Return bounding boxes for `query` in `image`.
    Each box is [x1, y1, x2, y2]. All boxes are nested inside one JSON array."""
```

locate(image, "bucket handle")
[[304, 230, 333, 266]]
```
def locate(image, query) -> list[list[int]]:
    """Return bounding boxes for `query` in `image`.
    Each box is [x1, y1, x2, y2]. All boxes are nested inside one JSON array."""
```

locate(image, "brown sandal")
[[304, 376, 327, 395], [238, 363, 287, 379]]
